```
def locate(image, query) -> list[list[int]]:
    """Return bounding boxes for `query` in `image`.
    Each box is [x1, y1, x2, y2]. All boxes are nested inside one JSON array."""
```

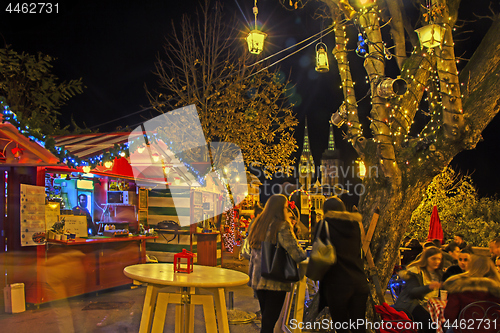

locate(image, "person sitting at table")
[[442, 243, 461, 270], [489, 237, 500, 262], [317, 196, 369, 333], [442, 248, 472, 282], [247, 194, 307, 333], [394, 246, 443, 333], [443, 255, 500, 329], [401, 238, 423, 266]]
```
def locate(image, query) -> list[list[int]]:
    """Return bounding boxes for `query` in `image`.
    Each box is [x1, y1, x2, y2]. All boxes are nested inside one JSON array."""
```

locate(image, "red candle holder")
[[173, 249, 195, 273]]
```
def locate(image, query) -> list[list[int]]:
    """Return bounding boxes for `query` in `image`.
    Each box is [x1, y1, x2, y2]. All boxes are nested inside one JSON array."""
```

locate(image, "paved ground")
[[0, 251, 262, 333], [0, 250, 395, 332]]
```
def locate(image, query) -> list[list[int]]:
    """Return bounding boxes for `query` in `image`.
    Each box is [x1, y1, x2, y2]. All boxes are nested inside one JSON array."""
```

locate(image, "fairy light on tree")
[[285, 0, 500, 293]]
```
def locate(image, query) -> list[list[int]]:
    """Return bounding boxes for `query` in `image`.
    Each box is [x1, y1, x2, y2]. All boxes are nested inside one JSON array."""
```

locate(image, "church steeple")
[[299, 118, 315, 190], [327, 123, 336, 152], [321, 122, 343, 192]]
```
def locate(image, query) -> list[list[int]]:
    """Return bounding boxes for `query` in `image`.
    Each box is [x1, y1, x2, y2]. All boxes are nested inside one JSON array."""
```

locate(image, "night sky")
[[2, 0, 499, 196]]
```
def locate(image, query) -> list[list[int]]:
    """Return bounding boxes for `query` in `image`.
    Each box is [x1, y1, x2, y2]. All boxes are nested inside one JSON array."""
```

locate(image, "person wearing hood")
[[443, 255, 500, 326], [317, 196, 369, 333], [393, 246, 443, 333]]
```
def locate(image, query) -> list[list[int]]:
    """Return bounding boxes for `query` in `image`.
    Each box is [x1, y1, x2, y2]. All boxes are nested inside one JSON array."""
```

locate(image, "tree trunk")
[[360, 15, 500, 292]]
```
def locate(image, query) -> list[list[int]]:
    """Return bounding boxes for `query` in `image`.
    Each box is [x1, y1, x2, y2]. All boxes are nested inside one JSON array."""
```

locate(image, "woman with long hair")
[[443, 255, 500, 324], [394, 246, 444, 333], [247, 194, 307, 333]]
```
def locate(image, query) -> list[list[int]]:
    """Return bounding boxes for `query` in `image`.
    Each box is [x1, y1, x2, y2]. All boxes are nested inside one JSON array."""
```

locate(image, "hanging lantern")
[[246, 30, 267, 55], [82, 166, 91, 173], [376, 77, 408, 98], [330, 103, 347, 128], [246, 0, 267, 55], [151, 152, 160, 162], [315, 43, 329, 73], [416, 24, 446, 49]]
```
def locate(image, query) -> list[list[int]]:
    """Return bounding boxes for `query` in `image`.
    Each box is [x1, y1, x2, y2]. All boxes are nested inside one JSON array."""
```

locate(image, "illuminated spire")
[[327, 123, 335, 152], [299, 118, 315, 189]]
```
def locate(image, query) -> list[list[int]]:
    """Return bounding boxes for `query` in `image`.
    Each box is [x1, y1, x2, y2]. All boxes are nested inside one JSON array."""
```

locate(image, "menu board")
[[20, 184, 46, 246], [45, 202, 60, 232], [60, 215, 88, 237]]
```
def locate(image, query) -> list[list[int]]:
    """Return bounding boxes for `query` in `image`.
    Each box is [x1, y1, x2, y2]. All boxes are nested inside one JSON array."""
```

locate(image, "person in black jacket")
[[442, 248, 471, 281], [317, 196, 369, 333]]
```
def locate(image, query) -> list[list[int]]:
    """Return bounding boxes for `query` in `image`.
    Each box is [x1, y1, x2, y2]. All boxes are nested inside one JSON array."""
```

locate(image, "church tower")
[[320, 123, 343, 195], [299, 118, 315, 190]]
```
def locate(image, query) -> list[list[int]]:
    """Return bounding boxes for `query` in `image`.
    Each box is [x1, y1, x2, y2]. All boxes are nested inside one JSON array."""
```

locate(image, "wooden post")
[[358, 208, 385, 305]]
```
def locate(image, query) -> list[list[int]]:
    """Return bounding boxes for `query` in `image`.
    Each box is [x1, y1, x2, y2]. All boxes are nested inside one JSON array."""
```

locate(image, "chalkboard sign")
[[138, 210, 148, 227], [138, 188, 148, 210]]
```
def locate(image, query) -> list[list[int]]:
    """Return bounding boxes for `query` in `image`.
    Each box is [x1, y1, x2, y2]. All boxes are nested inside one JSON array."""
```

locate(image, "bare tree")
[[147, 0, 298, 178]]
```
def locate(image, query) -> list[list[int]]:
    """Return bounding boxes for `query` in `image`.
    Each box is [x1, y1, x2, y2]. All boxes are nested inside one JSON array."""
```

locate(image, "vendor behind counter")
[[72, 194, 97, 236]]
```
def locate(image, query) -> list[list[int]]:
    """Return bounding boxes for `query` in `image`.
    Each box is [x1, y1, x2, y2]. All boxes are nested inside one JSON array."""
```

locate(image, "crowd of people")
[[244, 193, 500, 333], [394, 235, 500, 333]]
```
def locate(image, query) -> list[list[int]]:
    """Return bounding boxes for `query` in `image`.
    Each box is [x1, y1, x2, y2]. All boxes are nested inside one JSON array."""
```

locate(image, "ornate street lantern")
[[246, 0, 266, 55], [416, 24, 446, 49], [315, 42, 329, 73], [246, 30, 267, 55]]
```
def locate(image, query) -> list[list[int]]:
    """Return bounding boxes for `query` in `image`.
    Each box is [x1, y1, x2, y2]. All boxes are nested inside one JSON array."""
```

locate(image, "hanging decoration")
[[330, 103, 348, 128], [11, 146, 24, 159], [356, 33, 368, 57], [416, 24, 446, 49], [376, 77, 408, 98], [416, 1, 446, 49], [246, 0, 267, 55], [315, 43, 329, 73]]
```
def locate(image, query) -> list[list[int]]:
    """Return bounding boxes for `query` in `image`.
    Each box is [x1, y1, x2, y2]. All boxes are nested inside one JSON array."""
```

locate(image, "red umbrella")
[[427, 205, 444, 244]]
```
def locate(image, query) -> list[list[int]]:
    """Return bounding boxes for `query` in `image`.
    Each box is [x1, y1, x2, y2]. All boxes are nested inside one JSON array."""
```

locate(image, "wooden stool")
[[151, 287, 218, 333]]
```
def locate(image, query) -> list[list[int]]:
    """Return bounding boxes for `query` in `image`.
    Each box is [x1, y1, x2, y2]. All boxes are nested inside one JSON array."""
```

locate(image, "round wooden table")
[[124, 263, 249, 333]]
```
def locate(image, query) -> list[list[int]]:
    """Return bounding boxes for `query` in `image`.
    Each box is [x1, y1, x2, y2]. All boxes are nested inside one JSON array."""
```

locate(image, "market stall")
[[1, 125, 158, 305]]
